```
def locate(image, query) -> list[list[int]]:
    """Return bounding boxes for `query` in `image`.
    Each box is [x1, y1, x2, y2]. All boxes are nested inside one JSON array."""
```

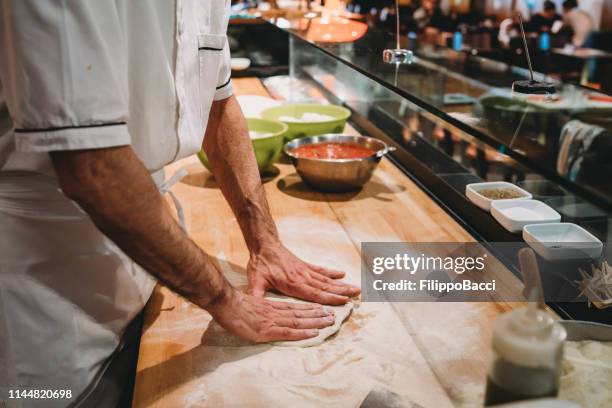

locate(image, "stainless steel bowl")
[[559, 320, 612, 341], [284, 134, 394, 192]]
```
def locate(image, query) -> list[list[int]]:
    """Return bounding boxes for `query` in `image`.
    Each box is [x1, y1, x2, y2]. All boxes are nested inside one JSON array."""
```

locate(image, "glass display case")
[[265, 17, 612, 323]]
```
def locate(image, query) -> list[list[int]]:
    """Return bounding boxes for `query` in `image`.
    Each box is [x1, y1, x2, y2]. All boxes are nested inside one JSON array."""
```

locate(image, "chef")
[[0, 1, 359, 406]]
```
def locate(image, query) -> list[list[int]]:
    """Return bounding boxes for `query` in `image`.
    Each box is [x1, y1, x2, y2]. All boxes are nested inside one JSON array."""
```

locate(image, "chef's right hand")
[[207, 289, 336, 342]]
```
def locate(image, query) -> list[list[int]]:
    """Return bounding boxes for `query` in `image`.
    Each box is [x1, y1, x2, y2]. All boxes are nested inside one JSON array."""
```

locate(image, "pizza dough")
[[213, 252, 355, 348], [266, 293, 354, 348]]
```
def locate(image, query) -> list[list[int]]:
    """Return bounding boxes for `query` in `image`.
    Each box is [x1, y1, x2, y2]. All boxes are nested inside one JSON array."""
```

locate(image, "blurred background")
[[230, 0, 612, 92]]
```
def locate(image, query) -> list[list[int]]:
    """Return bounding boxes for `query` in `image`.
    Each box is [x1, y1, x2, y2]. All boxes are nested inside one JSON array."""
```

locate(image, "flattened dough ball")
[[265, 293, 354, 348]]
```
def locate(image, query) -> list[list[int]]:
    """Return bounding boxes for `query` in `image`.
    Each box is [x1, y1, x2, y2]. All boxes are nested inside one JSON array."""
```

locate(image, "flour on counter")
[[559, 340, 612, 408]]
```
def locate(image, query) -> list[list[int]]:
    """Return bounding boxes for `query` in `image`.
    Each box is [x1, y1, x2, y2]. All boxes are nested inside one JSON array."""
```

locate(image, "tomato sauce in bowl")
[[290, 142, 377, 160]]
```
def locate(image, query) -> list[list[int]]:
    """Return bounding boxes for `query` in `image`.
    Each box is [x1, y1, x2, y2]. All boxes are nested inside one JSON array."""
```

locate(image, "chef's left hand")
[[247, 242, 360, 305]]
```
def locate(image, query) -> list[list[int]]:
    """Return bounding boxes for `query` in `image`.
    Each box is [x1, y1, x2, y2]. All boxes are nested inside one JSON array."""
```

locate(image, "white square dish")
[[465, 181, 532, 212], [491, 199, 561, 233], [523, 223, 603, 261]]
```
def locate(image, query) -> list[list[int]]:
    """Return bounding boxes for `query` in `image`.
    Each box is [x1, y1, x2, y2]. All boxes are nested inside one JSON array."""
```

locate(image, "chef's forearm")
[[203, 96, 280, 255], [50, 146, 233, 309]]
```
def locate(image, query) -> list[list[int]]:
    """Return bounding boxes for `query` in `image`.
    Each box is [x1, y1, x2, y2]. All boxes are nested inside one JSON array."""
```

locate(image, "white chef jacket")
[[0, 1, 232, 406]]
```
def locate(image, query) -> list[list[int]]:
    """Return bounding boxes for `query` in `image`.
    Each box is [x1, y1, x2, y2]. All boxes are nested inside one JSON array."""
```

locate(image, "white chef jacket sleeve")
[[0, 1, 130, 153], [213, 41, 233, 101]]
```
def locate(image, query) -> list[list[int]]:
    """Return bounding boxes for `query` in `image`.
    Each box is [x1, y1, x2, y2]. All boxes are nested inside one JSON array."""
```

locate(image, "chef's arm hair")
[[203, 95, 280, 256], [49, 146, 234, 309]]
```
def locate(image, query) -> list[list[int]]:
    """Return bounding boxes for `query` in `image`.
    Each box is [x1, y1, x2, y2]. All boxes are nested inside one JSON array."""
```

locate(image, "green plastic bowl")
[[261, 103, 351, 141], [197, 118, 288, 174]]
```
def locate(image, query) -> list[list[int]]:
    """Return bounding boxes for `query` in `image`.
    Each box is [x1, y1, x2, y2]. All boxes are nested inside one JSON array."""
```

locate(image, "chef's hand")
[[207, 289, 335, 342], [247, 242, 361, 305]]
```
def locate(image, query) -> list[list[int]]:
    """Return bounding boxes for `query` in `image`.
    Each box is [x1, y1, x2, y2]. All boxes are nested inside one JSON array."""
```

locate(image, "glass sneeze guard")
[[270, 16, 612, 216]]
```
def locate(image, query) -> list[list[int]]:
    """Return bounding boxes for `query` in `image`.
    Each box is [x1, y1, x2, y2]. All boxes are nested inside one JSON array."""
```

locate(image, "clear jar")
[[484, 307, 566, 406]]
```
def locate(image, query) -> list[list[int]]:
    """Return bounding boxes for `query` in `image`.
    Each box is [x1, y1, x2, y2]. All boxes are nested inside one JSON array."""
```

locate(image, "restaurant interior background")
[[231, 0, 612, 90]]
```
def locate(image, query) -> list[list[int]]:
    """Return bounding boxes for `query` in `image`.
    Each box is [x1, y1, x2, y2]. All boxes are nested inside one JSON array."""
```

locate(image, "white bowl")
[[231, 57, 251, 71], [466, 181, 532, 211], [523, 223, 603, 261], [491, 199, 560, 233]]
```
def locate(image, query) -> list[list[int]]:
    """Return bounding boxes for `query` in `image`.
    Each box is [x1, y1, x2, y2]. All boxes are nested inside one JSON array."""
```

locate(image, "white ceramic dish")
[[523, 223, 603, 261], [491, 200, 560, 233], [231, 57, 251, 71], [466, 181, 532, 212]]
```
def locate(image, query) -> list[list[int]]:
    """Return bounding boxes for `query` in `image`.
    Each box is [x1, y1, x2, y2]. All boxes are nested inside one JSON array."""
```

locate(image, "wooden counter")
[[132, 78, 523, 407]]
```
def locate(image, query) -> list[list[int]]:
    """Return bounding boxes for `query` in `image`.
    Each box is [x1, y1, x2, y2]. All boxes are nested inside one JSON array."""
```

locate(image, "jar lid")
[[492, 307, 566, 368]]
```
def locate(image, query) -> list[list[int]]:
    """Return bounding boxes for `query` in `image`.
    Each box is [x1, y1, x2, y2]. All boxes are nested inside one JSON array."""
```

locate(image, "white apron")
[[0, 0, 232, 406], [0, 172, 157, 407]]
